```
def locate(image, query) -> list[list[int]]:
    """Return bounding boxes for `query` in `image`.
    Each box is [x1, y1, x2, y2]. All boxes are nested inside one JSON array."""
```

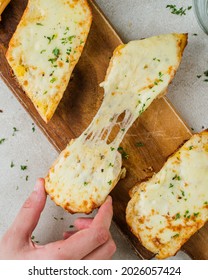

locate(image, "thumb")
[[10, 178, 47, 241]]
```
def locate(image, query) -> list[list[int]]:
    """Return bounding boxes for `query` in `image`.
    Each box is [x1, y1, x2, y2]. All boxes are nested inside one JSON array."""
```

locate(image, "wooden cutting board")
[[0, 0, 207, 260]]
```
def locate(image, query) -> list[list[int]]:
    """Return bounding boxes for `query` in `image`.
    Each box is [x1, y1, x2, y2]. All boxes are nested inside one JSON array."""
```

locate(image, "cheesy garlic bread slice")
[[45, 33, 187, 213], [126, 131, 208, 259], [6, 0, 92, 122]]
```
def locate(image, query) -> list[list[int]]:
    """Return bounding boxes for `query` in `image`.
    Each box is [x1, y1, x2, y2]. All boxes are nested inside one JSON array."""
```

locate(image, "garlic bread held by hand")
[[45, 33, 187, 213], [126, 131, 208, 259], [6, 0, 92, 122]]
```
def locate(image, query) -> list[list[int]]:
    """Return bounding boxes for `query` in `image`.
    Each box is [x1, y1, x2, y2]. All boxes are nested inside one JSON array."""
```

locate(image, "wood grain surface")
[[0, 0, 207, 259]]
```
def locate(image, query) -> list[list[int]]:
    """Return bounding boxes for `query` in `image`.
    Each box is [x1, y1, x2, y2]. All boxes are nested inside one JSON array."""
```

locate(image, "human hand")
[[0, 178, 116, 260]]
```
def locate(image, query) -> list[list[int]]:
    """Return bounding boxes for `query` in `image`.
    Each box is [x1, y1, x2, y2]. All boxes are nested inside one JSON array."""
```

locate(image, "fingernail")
[[34, 179, 43, 193], [106, 196, 112, 204]]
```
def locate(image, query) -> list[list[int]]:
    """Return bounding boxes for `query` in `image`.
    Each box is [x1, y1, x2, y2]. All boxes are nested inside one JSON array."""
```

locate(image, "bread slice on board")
[[45, 33, 187, 214], [6, 0, 92, 122], [126, 130, 208, 259]]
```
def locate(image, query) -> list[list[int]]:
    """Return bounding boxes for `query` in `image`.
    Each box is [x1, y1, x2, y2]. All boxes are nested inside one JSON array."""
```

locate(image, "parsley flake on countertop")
[[0, 138, 6, 144], [32, 123, 35, 132], [21, 165, 27, 171], [12, 127, 19, 136], [197, 70, 208, 81], [166, 4, 192, 16]]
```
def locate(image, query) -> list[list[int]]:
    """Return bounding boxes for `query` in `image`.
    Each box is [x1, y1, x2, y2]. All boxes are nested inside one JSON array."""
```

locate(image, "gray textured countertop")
[[0, 0, 207, 260]]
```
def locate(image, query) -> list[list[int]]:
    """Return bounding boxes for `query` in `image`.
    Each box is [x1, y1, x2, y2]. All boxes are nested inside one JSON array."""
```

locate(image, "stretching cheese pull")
[[126, 131, 208, 259], [45, 33, 187, 213]]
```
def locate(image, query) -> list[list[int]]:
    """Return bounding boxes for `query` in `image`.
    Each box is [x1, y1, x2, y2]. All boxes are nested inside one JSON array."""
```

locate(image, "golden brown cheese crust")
[[6, 0, 92, 122], [126, 130, 208, 259]]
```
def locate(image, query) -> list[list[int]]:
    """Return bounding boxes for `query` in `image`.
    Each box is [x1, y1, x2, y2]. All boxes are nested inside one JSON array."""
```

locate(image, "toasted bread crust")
[[126, 130, 208, 259]]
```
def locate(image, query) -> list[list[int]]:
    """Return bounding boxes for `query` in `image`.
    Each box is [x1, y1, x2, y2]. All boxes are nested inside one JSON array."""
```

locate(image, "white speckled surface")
[[0, 0, 207, 260]]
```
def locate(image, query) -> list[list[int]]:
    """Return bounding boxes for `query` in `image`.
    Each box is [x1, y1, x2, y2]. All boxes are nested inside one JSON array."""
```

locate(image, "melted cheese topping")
[[126, 131, 208, 259], [45, 33, 187, 213], [6, 0, 92, 122]]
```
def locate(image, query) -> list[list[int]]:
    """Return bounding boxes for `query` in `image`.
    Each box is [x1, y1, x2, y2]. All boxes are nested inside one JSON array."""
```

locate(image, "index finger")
[[91, 196, 113, 230]]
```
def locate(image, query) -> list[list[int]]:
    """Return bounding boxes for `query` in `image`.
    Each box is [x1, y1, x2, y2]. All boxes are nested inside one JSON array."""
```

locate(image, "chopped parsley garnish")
[[166, 4, 192, 16], [32, 123, 35, 132], [172, 233, 179, 238], [121, 128, 125, 132], [84, 182, 89, 186], [109, 163, 114, 167], [10, 161, 14, 168], [175, 213, 181, 220], [26, 175, 29, 181], [193, 212, 200, 217], [52, 47, 60, 58], [204, 70, 208, 77], [49, 70, 55, 77], [50, 77, 57, 83], [110, 147, 115, 151], [136, 141, 144, 147], [181, 190, 185, 197], [48, 58, 57, 64], [61, 35, 76, 45], [12, 127, 19, 136], [158, 71, 164, 81], [43, 91, 48, 95], [45, 34, 57, 44], [189, 145, 193, 150], [153, 57, 160, 62], [172, 174, 181, 181], [36, 22, 44, 26], [197, 70, 208, 82], [153, 71, 164, 87], [139, 103, 146, 115], [21, 165, 27, 171], [184, 210, 190, 218], [40, 49, 46, 54], [169, 183, 174, 188], [108, 180, 112, 185], [66, 48, 72, 55], [118, 147, 129, 159], [0, 138, 6, 144], [64, 27, 70, 35]]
